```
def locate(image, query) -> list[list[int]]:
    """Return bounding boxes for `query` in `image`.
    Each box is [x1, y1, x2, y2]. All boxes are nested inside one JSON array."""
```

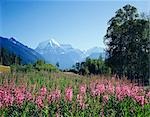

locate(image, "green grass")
[[0, 71, 149, 117], [0, 71, 88, 92]]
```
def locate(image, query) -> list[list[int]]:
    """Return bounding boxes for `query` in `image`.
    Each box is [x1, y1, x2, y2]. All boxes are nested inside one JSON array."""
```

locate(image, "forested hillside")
[[0, 47, 22, 66]]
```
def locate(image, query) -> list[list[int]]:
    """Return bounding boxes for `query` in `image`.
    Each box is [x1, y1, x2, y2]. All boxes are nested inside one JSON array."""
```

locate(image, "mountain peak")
[[37, 38, 60, 49], [9, 37, 18, 44], [49, 38, 60, 47]]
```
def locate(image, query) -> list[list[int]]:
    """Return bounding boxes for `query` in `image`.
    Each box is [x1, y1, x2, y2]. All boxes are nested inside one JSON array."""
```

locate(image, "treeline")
[[11, 60, 58, 73], [68, 57, 111, 75], [0, 47, 58, 73], [104, 4, 150, 85], [0, 47, 22, 66]]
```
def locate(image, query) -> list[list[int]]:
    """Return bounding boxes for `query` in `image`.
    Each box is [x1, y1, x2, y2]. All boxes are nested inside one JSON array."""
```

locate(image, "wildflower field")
[[0, 71, 150, 117]]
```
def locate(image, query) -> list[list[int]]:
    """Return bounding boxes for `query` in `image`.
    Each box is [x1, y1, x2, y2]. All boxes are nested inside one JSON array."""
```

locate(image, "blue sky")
[[0, 0, 149, 50]]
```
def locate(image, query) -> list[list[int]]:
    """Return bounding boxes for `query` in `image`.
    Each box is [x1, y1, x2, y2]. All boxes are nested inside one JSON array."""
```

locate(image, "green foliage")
[[10, 60, 58, 73], [0, 103, 39, 117], [73, 58, 111, 75], [104, 4, 150, 84], [33, 60, 58, 72], [1, 95, 149, 117], [103, 97, 150, 117], [0, 47, 22, 66]]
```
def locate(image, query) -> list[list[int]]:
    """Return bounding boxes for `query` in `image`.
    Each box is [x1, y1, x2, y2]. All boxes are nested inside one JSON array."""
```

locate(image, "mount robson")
[[0, 37, 105, 69]]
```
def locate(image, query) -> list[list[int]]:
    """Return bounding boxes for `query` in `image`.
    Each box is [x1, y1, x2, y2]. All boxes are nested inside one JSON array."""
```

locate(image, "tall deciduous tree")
[[104, 4, 150, 85]]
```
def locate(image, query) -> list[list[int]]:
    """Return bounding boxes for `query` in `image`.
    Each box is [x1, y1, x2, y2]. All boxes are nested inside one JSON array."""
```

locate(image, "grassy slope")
[[0, 65, 10, 73], [0, 71, 86, 92], [0, 71, 112, 95]]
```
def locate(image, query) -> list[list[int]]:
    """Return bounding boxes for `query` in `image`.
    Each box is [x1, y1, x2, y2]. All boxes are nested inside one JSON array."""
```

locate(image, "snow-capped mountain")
[[37, 39, 60, 50], [35, 39, 105, 69], [0, 37, 105, 68], [86, 47, 105, 59], [86, 47, 104, 55], [35, 39, 85, 69], [0, 37, 44, 64]]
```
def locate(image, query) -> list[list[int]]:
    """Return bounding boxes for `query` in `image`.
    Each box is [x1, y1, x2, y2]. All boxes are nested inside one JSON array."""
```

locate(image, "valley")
[[0, 1, 149, 117]]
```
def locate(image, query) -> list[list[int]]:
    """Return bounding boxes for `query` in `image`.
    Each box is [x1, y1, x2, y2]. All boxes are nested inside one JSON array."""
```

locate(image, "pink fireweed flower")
[[35, 96, 44, 108], [134, 96, 145, 106], [89, 82, 97, 96], [115, 85, 121, 95], [65, 87, 73, 102], [118, 85, 131, 98], [131, 86, 140, 95], [90, 88, 97, 97], [40, 87, 47, 96], [26, 91, 32, 101], [16, 93, 25, 105], [103, 95, 109, 103], [0, 89, 4, 101], [79, 84, 87, 95], [115, 85, 126, 101], [14, 88, 25, 105], [47, 94, 52, 104], [146, 91, 150, 99], [48, 89, 61, 103], [54, 89, 61, 100], [106, 83, 115, 94], [95, 83, 105, 96], [117, 94, 124, 101], [3, 91, 14, 106], [122, 85, 131, 97], [77, 94, 86, 109]]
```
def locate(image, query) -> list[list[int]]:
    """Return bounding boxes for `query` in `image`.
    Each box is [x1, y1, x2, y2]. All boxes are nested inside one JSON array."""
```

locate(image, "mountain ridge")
[[0, 37, 44, 64], [35, 39, 105, 69], [0, 36, 105, 69]]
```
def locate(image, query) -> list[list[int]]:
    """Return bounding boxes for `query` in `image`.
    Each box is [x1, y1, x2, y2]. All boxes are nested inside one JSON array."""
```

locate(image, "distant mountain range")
[[35, 39, 105, 69], [0, 36, 105, 69], [0, 37, 43, 64]]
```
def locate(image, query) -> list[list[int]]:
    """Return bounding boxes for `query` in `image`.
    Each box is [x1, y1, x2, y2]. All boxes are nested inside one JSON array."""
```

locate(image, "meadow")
[[0, 71, 150, 117], [0, 65, 11, 73]]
